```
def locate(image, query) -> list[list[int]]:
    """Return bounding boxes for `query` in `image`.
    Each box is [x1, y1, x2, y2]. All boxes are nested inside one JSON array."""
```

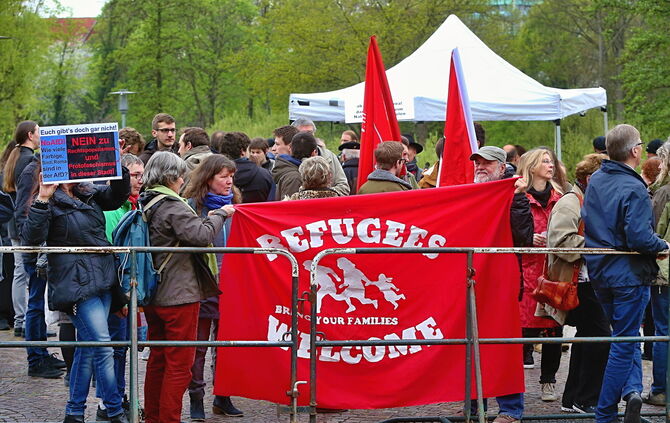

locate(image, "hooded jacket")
[[272, 155, 302, 200], [22, 168, 130, 312], [233, 158, 275, 203], [583, 159, 667, 288], [357, 169, 412, 195]]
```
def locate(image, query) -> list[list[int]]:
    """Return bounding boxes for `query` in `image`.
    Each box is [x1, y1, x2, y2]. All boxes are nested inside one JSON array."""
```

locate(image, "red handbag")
[[531, 192, 583, 311]]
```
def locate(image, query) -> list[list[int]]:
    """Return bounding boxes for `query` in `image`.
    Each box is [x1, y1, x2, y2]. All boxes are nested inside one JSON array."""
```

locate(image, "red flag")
[[438, 48, 478, 187], [357, 36, 402, 191], [214, 180, 524, 409]]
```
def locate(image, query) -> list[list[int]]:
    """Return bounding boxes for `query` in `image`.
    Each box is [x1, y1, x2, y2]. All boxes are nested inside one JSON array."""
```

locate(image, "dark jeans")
[[650, 286, 668, 395], [562, 282, 611, 408], [523, 326, 562, 384], [189, 317, 219, 401], [24, 262, 49, 367], [594, 285, 649, 423]]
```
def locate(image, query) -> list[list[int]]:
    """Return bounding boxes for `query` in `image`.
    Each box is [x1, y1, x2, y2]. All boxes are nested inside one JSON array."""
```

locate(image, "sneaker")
[[14, 327, 24, 337], [493, 414, 518, 423], [28, 358, 63, 379], [44, 353, 67, 369], [642, 391, 666, 407], [96, 405, 110, 422], [561, 405, 577, 413], [572, 403, 597, 414], [624, 392, 642, 423], [140, 348, 150, 361], [64, 415, 84, 423], [541, 383, 558, 402], [212, 396, 243, 417], [523, 348, 534, 369]]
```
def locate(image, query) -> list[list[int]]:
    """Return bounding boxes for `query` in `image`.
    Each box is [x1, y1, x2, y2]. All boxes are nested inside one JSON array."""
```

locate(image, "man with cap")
[[467, 145, 533, 423], [593, 136, 607, 154], [647, 139, 664, 158], [338, 141, 360, 194]]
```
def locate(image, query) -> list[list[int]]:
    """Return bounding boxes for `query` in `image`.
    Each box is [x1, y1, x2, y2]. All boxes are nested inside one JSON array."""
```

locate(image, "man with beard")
[[467, 146, 533, 423]]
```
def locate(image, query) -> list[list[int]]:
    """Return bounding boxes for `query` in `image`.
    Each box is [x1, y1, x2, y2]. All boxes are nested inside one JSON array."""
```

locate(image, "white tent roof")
[[288, 14, 606, 123]]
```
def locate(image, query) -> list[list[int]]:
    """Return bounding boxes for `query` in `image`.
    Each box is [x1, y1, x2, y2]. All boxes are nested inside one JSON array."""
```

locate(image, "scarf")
[[203, 192, 233, 210], [528, 182, 553, 208], [278, 154, 302, 167], [128, 194, 139, 210], [147, 186, 219, 277]]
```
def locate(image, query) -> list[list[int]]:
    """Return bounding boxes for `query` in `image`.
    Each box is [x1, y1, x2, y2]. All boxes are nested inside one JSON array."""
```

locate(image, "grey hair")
[[655, 142, 670, 185], [121, 154, 144, 168], [606, 124, 640, 162], [299, 156, 331, 189], [342, 148, 360, 159], [143, 151, 188, 188], [291, 117, 317, 133]]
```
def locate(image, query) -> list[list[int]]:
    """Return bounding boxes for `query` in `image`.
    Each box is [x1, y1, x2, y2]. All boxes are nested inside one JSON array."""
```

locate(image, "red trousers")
[[144, 302, 200, 423]]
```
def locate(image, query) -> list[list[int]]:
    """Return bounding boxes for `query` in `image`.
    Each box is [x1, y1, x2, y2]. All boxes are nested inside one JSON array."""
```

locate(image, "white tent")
[[288, 15, 607, 158]]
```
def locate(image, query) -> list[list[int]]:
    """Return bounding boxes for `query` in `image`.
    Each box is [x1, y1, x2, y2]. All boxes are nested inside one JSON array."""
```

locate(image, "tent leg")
[[601, 106, 608, 134], [554, 119, 562, 161]]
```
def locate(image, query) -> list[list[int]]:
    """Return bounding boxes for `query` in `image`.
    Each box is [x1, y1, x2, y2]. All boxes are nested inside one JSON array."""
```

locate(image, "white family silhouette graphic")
[[304, 257, 406, 313]]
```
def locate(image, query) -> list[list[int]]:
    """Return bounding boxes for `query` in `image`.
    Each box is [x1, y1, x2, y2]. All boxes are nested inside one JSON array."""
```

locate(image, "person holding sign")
[[22, 157, 131, 423]]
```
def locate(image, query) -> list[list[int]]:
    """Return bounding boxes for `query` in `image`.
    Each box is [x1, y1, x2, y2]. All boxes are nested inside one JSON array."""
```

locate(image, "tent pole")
[[554, 119, 562, 161], [601, 106, 608, 134]]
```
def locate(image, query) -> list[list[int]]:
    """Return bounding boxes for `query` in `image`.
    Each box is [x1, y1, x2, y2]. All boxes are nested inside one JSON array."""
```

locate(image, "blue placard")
[[40, 123, 121, 184]]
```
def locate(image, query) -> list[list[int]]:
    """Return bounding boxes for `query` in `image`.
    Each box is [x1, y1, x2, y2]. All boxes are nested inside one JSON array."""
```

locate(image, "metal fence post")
[[467, 251, 485, 423], [129, 250, 139, 423], [464, 252, 473, 423], [289, 264, 300, 423]]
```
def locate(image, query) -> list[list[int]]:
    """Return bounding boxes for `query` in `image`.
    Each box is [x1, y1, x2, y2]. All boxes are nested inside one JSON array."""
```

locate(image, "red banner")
[[214, 179, 524, 409], [357, 35, 402, 191], [439, 49, 477, 187]]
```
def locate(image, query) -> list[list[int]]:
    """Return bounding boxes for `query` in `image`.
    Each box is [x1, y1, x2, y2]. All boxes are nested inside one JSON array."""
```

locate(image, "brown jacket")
[[546, 185, 584, 282], [142, 191, 226, 306]]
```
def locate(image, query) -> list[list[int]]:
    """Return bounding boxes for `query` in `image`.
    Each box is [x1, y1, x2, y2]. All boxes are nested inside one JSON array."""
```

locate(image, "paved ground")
[[0, 325, 664, 422]]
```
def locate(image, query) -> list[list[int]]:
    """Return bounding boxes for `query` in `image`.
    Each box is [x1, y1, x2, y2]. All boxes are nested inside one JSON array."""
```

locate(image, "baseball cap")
[[469, 146, 506, 163]]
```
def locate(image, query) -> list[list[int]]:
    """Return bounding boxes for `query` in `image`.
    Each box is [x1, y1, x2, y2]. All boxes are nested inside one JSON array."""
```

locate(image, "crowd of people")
[[0, 114, 667, 423]]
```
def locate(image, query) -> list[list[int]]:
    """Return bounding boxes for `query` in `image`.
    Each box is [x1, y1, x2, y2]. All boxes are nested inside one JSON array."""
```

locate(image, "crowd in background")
[[0, 114, 668, 423]]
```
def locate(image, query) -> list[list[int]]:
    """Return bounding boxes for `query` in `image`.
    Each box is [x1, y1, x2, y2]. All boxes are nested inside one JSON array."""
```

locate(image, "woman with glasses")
[[516, 147, 565, 402]]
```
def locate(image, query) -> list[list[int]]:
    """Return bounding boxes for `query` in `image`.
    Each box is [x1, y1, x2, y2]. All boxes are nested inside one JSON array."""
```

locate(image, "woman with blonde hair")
[[288, 156, 338, 200], [516, 147, 564, 402]]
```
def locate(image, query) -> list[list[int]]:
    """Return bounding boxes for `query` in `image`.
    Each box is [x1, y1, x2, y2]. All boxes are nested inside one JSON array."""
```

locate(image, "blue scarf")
[[279, 154, 302, 167], [203, 192, 233, 210]]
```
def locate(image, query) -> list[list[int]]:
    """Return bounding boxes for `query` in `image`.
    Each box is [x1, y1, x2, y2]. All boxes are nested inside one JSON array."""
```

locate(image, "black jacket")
[[342, 158, 359, 195], [22, 168, 130, 312], [7, 146, 36, 238], [138, 139, 178, 165], [233, 158, 275, 203]]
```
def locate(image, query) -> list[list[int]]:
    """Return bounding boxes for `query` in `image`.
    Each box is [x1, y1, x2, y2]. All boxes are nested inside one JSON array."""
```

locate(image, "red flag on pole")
[[437, 48, 478, 187], [357, 35, 402, 191]]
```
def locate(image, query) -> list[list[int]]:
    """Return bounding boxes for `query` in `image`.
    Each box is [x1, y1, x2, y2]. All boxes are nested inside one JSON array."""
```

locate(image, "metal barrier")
[[1, 245, 668, 423], [0, 246, 302, 423], [310, 247, 670, 423]]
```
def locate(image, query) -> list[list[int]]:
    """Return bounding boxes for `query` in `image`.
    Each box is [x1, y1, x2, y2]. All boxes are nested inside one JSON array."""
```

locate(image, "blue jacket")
[[582, 159, 667, 288]]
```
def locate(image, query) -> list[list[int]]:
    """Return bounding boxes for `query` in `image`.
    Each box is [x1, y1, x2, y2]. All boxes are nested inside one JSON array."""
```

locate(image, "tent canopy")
[[288, 15, 606, 123]]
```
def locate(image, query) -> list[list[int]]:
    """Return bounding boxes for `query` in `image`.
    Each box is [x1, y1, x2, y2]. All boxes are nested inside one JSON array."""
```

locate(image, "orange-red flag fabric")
[[357, 35, 402, 191], [214, 179, 524, 409], [438, 48, 478, 187]]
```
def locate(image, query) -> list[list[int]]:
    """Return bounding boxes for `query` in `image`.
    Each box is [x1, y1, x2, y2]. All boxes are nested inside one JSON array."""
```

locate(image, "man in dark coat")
[[358, 142, 412, 195], [218, 132, 275, 203], [338, 141, 359, 194], [139, 113, 178, 165], [582, 124, 669, 423], [468, 145, 533, 423], [272, 132, 317, 200]]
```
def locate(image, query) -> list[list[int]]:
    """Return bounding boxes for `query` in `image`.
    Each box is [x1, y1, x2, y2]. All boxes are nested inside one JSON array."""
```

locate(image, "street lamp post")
[[110, 90, 136, 128]]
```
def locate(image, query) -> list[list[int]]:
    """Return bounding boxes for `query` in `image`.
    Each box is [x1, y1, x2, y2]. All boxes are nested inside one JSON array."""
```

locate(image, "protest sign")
[[214, 178, 525, 409], [40, 122, 121, 184]]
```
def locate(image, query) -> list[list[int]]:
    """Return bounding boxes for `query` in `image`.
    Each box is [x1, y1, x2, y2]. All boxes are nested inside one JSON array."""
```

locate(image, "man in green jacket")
[[358, 141, 413, 195]]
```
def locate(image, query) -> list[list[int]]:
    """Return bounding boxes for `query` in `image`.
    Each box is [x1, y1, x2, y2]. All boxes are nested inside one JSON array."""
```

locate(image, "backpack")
[[112, 194, 176, 306]]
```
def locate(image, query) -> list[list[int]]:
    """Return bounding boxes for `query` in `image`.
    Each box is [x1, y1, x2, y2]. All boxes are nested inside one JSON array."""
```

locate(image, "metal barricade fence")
[[0, 246, 668, 423], [0, 246, 301, 423], [310, 247, 670, 423]]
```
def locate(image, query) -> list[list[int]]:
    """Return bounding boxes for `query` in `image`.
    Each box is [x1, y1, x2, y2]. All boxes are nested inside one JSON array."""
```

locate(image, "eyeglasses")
[[635, 141, 645, 147], [130, 172, 144, 180], [156, 128, 176, 133], [541, 159, 553, 164]]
